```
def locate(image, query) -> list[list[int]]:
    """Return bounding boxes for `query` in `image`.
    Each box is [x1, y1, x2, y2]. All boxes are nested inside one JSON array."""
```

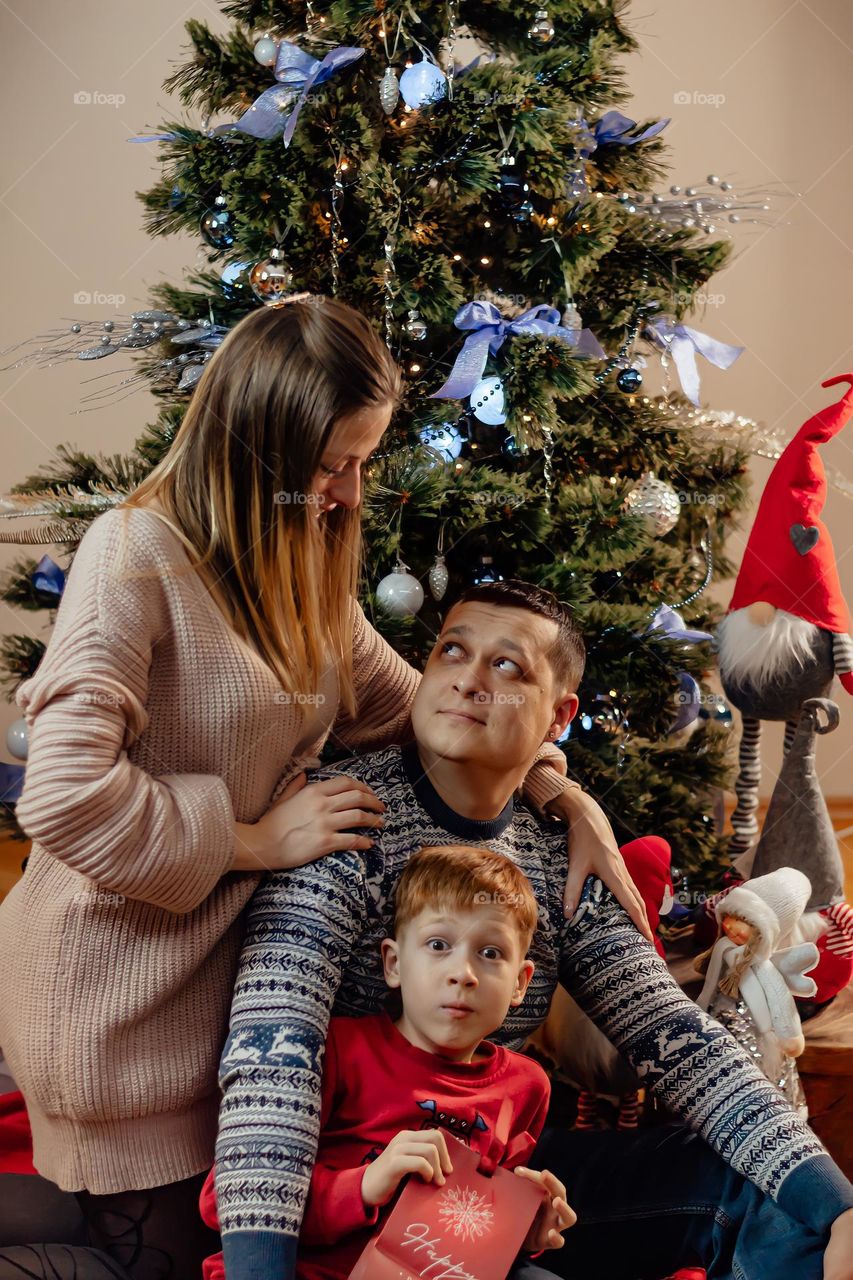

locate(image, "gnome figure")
[[716, 375, 853, 865]]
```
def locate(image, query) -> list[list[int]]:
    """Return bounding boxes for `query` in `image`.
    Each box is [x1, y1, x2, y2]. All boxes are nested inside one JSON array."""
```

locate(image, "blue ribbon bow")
[[645, 317, 744, 407], [593, 110, 670, 146], [31, 555, 65, 598], [646, 603, 713, 645], [429, 301, 605, 402], [231, 41, 365, 147]]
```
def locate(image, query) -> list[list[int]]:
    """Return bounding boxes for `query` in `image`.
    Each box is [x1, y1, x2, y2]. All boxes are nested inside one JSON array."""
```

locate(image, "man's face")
[[381, 903, 534, 1059], [411, 601, 579, 775]]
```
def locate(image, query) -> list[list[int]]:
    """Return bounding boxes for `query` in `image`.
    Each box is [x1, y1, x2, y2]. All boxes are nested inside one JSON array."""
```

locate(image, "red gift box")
[[347, 1132, 544, 1280]]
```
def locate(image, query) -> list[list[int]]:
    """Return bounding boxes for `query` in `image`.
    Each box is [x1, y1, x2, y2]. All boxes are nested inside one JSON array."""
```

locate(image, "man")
[[215, 581, 853, 1280]]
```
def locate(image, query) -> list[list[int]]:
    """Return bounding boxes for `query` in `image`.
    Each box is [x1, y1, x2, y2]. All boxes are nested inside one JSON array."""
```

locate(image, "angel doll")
[[695, 867, 822, 1117]]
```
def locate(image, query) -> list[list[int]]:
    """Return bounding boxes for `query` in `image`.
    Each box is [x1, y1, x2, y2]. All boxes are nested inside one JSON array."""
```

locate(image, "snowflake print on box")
[[437, 1183, 495, 1242], [346, 1135, 542, 1280]]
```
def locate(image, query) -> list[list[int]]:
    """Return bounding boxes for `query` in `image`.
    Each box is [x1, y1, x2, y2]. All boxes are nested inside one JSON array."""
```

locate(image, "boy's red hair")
[[392, 845, 539, 955]]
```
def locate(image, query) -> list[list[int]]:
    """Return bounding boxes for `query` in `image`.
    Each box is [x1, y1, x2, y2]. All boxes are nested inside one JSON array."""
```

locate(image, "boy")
[[199, 845, 575, 1280]]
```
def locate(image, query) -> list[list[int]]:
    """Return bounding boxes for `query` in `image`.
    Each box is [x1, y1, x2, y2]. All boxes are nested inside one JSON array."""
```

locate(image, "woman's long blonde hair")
[[123, 298, 403, 716]]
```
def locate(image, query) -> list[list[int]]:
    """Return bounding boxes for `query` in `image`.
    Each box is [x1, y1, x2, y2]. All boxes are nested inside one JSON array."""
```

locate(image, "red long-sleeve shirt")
[[200, 1010, 550, 1280]]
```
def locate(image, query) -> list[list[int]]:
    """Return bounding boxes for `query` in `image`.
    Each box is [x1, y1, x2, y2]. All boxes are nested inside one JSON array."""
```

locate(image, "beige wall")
[[1, 1, 852, 797]]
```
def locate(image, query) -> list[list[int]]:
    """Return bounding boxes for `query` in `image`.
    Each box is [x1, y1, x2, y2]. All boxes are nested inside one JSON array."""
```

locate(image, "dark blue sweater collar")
[[400, 741, 515, 839]]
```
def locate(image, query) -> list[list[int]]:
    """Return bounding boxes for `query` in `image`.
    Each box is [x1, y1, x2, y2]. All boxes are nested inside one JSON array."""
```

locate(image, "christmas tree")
[[0, 0, 767, 886]]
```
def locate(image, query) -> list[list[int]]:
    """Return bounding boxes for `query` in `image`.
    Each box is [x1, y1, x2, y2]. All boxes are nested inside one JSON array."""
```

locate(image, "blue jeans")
[[527, 1124, 826, 1280]]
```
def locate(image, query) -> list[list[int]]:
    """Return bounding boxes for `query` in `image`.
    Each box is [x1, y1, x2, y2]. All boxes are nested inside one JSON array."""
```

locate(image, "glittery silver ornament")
[[623, 471, 681, 537], [429, 553, 449, 601], [379, 65, 400, 114]]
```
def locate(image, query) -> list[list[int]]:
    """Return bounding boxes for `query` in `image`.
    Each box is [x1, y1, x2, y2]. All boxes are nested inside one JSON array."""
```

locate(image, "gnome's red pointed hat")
[[728, 375, 853, 633]]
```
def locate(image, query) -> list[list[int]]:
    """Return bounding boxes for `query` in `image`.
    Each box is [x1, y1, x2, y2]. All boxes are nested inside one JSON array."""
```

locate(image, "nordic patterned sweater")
[[215, 742, 853, 1280]]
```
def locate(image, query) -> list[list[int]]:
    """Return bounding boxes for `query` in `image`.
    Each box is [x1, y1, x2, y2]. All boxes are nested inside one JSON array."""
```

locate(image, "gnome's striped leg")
[[574, 1091, 599, 1130], [783, 717, 798, 755], [617, 1090, 641, 1130], [833, 632, 853, 690], [730, 715, 761, 857]]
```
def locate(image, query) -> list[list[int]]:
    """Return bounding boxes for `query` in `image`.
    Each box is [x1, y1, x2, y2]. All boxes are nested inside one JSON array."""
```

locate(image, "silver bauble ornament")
[[623, 471, 681, 537], [5, 717, 28, 760], [404, 309, 428, 341], [376, 561, 425, 617], [249, 248, 295, 306], [253, 36, 279, 66], [527, 8, 555, 42]]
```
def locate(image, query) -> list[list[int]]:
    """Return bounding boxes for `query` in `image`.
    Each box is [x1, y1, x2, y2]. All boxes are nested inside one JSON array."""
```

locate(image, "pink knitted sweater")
[[0, 506, 572, 1194]]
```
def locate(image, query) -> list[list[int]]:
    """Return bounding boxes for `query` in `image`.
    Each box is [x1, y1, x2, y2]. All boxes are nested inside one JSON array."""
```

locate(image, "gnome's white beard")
[[717, 608, 821, 689]]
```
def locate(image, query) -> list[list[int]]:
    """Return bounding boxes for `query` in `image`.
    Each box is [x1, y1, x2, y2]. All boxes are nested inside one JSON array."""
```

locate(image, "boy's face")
[[411, 601, 578, 776], [380, 902, 535, 1063]]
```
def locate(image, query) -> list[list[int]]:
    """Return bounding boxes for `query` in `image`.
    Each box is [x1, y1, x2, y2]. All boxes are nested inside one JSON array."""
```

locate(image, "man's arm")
[[559, 876, 853, 1239], [214, 850, 371, 1280]]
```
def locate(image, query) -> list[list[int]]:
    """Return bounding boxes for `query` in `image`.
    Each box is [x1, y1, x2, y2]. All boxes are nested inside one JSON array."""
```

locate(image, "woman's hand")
[[545, 788, 654, 943], [514, 1167, 576, 1252], [232, 772, 385, 871], [361, 1129, 454, 1208]]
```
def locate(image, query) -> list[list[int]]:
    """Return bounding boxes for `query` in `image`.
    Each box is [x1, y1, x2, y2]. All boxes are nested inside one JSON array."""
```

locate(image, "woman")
[[0, 299, 647, 1278]]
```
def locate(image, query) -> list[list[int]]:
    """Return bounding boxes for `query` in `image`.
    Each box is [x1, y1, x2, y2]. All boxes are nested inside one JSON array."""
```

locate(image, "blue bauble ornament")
[[616, 366, 642, 394], [399, 56, 447, 109], [200, 197, 234, 250]]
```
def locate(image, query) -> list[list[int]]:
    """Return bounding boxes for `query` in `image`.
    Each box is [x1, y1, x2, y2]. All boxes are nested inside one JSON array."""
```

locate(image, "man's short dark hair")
[[451, 579, 586, 695]]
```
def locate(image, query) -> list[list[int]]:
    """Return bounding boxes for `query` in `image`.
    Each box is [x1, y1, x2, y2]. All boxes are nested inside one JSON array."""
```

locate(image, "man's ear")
[[545, 691, 579, 742], [510, 958, 535, 1007], [381, 937, 401, 988]]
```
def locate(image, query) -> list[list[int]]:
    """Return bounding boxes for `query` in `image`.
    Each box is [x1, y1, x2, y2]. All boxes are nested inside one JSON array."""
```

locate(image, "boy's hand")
[[361, 1129, 454, 1209], [513, 1167, 577, 1252]]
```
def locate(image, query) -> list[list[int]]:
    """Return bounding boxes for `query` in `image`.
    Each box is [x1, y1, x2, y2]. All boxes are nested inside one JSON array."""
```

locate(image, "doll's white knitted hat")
[[714, 867, 812, 959]]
